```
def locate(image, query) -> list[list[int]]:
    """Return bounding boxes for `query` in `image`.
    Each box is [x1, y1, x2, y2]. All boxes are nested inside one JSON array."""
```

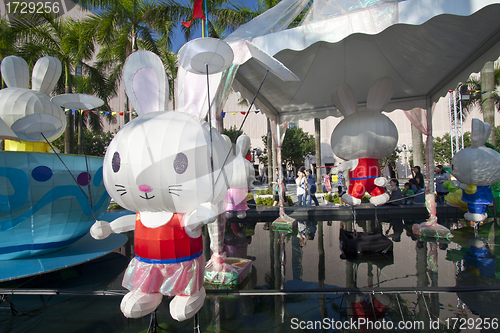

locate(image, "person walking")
[[272, 168, 286, 206], [337, 170, 346, 205], [295, 170, 306, 206], [305, 169, 319, 206]]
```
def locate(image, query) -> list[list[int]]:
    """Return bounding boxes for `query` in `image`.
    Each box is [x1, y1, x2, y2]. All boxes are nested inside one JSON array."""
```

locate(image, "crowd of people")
[[270, 163, 452, 207], [295, 168, 320, 206]]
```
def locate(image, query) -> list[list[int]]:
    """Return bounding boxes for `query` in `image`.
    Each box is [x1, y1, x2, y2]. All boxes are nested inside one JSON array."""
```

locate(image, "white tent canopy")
[[227, 0, 500, 123]]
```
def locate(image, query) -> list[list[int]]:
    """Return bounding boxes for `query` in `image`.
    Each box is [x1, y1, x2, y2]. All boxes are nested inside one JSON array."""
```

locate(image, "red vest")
[[349, 158, 381, 180], [134, 213, 203, 264]]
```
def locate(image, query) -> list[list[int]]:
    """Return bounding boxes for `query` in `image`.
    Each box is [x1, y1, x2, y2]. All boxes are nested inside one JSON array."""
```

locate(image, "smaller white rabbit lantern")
[[90, 50, 233, 321], [225, 134, 255, 219], [330, 76, 398, 206], [449, 118, 500, 222], [0, 56, 66, 142]]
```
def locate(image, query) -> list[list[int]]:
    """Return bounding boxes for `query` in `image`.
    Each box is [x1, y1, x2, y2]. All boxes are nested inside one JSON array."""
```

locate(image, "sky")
[[171, 0, 261, 52]]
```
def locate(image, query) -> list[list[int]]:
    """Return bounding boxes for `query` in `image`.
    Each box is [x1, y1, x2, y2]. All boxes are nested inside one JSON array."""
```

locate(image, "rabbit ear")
[[235, 134, 251, 156], [366, 76, 394, 112], [32, 57, 62, 94], [1, 56, 30, 88], [331, 83, 358, 117], [471, 118, 491, 148], [221, 134, 234, 153], [123, 50, 169, 116]]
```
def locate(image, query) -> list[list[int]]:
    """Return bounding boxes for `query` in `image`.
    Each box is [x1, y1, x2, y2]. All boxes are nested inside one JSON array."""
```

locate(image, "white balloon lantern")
[[89, 50, 233, 322], [330, 76, 398, 206], [448, 119, 500, 222], [0, 56, 65, 142]]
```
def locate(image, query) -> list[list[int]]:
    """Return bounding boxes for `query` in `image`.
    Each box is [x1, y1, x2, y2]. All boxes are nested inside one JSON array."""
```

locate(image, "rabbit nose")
[[139, 185, 152, 193]]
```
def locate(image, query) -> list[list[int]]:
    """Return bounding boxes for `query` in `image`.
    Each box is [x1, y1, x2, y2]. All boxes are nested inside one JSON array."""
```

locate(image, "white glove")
[[452, 180, 468, 190], [184, 203, 218, 238], [374, 177, 387, 187], [336, 159, 358, 173], [90, 220, 112, 240]]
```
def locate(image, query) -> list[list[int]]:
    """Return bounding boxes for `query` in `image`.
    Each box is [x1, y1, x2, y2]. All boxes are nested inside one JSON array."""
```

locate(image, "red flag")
[[182, 0, 206, 28]]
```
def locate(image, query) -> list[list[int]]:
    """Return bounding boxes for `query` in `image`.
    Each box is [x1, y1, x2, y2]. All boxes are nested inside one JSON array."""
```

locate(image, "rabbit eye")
[[112, 152, 121, 173], [173, 153, 188, 174]]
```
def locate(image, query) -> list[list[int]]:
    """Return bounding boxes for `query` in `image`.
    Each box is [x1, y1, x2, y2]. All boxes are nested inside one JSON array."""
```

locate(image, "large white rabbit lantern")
[[0, 56, 65, 142], [330, 77, 398, 206], [449, 118, 500, 222], [90, 50, 233, 321]]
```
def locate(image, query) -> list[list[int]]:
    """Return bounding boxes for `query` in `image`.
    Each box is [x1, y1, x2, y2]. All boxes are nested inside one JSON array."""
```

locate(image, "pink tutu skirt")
[[225, 187, 249, 211], [122, 255, 206, 296]]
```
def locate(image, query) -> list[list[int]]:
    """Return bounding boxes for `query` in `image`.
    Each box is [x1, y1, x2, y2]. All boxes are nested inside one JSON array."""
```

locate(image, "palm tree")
[[148, 0, 264, 42], [10, 13, 115, 153], [0, 18, 20, 88], [78, 0, 168, 122], [456, 66, 500, 120], [61, 18, 118, 153]]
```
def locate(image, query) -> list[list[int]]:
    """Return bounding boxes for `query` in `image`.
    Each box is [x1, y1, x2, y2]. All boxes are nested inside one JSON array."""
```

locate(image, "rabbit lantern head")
[[104, 111, 231, 217], [451, 119, 500, 186], [91, 50, 233, 321], [329, 77, 397, 206], [330, 76, 398, 160], [0, 56, 65, 142], [448, 119, 500, 222]]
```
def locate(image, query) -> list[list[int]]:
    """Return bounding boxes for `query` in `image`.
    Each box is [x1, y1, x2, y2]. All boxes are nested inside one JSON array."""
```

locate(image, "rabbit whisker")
[[115, 184, 125, 188], [120, 192, 127, 196], [169, 191, 180, 197], [116, 189, 126, 192]]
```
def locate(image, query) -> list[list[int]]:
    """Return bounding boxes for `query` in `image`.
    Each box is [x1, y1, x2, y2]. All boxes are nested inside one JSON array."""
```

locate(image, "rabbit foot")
[[236, 211, 247, 219], [120, 291, 163, 318], [225, 211, 234, 219], [370, 193, 390, 206], [169, 287, 206, 321], [464, 212, 487, 222], [341, 193, 361, 206]]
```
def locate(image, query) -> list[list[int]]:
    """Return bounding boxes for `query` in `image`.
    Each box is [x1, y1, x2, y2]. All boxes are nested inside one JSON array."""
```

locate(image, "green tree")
[[222, 125, 243, 143], [149, 0, 261, 42], [10, 13, 116, 152], [432, 132, 472, 165], [52, 129, 115, 157], [259, 126, 315, 170], [78, 0, 179, 119], [0, 18, 19, 88]]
